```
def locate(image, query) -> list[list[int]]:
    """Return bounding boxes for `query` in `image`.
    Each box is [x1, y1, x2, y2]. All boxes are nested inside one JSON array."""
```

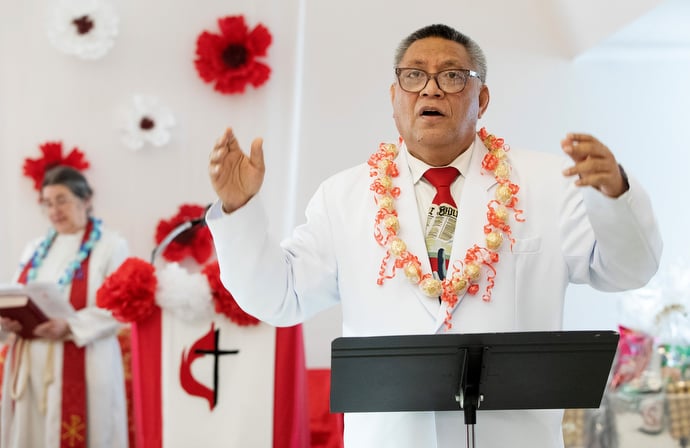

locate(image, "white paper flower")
[[47, 0, 119, 60], [156, 263, 215, 322], [119, 95, 176, 150]]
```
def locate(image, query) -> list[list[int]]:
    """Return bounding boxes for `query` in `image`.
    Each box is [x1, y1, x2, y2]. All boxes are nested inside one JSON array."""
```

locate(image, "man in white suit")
[[206, 24, 662, 448]]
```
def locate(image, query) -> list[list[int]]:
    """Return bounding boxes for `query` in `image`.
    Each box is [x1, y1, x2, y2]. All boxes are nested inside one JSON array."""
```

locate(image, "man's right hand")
[[208, 127, 265, 213]]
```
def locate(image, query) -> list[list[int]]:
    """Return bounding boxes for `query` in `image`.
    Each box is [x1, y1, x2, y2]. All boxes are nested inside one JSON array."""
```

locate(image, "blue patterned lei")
[[24, 217, 103, 287]]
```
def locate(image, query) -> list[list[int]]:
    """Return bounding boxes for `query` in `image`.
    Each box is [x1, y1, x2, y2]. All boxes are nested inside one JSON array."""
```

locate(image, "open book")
[[0, 283, 76, 339]]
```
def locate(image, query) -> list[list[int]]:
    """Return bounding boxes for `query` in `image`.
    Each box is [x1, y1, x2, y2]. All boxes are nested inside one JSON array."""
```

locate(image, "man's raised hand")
[[208, 128, 265, 212]]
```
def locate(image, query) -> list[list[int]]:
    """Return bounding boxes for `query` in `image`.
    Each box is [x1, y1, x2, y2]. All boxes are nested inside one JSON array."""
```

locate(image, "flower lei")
[[368, 127, 524, 329], [26, 217, 103, 287]]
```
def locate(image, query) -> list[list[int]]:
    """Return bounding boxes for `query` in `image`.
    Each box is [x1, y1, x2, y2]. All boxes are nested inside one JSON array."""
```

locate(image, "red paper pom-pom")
[[22, 141, 90, 191], [194, 15, 272, 95], [97, 257, 158, 323], [155, 204, 213, 264], [202, 261, 259, 326]]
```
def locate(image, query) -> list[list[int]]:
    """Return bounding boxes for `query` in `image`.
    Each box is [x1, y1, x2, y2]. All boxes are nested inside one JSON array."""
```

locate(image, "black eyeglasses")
[[395, 67, 481, 94]]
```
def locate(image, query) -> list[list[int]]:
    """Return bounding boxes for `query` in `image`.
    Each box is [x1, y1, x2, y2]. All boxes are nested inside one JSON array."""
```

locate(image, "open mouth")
[[420, 108, 444, 117]]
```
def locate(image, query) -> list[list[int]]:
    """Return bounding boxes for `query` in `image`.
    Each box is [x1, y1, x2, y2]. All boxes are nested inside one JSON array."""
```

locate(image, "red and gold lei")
[[368, 128, 524, 329]]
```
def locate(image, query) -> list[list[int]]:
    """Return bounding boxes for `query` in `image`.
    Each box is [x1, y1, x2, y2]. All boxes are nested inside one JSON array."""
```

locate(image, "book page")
[[0, 284, 27, 295], [0, 296, 30, 308], [0, 282, 76, 319]]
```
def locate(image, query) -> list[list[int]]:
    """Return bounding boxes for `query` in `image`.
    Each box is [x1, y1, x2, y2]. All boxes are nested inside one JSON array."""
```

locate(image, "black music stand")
[[330, 331, 619, 447]]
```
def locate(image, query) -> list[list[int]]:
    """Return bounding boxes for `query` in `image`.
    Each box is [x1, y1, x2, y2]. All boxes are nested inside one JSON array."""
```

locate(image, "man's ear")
[[478, 84, 490, 119], [390, 83, 398, 118]]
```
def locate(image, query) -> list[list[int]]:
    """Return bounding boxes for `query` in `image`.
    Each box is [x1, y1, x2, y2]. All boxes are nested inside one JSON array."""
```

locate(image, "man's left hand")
[[561, 133, 628, 198]]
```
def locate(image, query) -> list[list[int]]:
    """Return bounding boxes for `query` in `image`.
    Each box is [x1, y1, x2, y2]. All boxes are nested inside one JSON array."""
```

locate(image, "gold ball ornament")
[[420, 277, 443, 297], [379, 176, 393, 189], [494, 162, 510, 179], [496, 184, 512, 203], [383, 143, 398, 156], [403, 262, 421, 283], [389, 238, 407, 256], [378, 195, 394, 211], [495, 206, 509, 222], [486, 231, 503, 250], [377, 159, 391, 172], [384, 214, 399, 232], [450, 276, 468, 293], [464, 263, 481, 281], [493, 148, 507, 160]]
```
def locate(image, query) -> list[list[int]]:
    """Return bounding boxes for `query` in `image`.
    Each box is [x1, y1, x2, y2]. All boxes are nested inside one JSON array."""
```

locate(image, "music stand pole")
[[459, 388, 481, 447], [458, 394, 480, 448], [456, 392, 477, 447], [467, 427, 475, 448], [455, 347, 483, 447]]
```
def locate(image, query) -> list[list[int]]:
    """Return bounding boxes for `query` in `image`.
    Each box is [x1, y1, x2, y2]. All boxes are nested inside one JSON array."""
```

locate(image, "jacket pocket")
[[503, 236, 541, 254]]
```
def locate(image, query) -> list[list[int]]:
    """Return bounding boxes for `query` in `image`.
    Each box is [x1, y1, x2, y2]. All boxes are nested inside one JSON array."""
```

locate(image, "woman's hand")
[[33, 318, 71, 340], [0, 317, 23, 334]]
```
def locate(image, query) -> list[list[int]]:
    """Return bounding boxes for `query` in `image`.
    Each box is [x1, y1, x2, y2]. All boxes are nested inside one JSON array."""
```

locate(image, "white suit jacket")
[[208, 134, 662, 448]]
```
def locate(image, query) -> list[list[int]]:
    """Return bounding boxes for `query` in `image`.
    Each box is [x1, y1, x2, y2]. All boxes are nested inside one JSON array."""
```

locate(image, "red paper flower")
[[194, 15, 272, 95], [202, 261, 259, 326], [155, 204, 213, 264], [97, 257, 158, 323], [22, 141, 90, 191]]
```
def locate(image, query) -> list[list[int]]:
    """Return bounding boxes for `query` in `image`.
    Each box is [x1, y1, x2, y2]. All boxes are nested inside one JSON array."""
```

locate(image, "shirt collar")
[[404, 139, 475, 184]]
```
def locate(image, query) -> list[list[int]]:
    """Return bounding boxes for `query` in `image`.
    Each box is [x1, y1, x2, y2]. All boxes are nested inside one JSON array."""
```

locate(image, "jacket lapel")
[[394, 148, 444, 321]]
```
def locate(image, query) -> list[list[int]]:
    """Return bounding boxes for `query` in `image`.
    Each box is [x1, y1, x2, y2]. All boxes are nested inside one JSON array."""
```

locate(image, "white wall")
[[0, 0, 301, 268], [1, 0, 687, 368]]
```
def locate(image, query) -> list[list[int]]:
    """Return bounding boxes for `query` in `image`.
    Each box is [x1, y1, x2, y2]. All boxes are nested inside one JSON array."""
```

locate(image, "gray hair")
[[393, 24, 487, 83], [42, 165, 93, 202]]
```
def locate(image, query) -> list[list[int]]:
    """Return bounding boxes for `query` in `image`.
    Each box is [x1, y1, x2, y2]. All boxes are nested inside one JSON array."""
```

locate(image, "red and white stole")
[[17, 220, 92, 448]]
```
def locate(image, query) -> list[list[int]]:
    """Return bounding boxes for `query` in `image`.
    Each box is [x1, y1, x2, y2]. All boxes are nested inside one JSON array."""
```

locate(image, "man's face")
[[390, 37, 489, 164]]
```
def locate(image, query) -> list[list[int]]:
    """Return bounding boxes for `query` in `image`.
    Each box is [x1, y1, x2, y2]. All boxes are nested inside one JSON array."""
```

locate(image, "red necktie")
[[424, 167, 459, 208], [423, 167, 460, 281]]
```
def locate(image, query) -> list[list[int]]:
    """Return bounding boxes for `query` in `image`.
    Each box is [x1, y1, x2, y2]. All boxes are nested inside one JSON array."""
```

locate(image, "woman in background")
[[0, 165, 129, 448]]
